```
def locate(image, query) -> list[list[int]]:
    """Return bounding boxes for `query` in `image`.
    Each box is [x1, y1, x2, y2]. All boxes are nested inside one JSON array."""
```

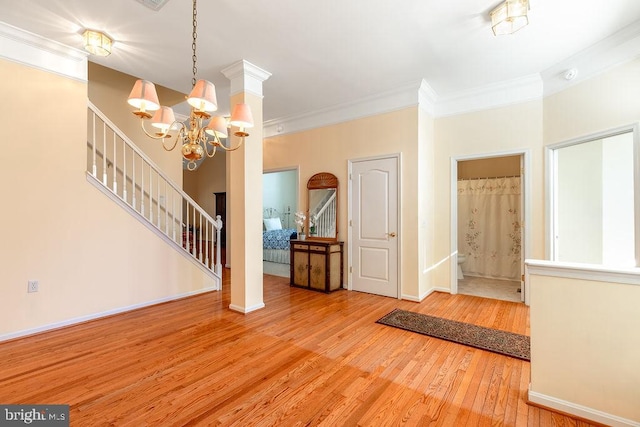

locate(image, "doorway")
[[451, 150, 531, 304], [262, 168, 299, 277]]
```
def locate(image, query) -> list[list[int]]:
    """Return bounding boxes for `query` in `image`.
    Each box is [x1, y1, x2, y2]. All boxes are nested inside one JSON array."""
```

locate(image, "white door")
[[350, 157, 399, 298]]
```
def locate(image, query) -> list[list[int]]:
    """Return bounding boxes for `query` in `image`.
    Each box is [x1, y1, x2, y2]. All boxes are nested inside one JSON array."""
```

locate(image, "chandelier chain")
[[191, 0, 198, 88]]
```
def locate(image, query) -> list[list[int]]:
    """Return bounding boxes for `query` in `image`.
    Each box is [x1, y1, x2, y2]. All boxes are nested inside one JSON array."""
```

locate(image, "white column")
[[222, 60, 271, 313]]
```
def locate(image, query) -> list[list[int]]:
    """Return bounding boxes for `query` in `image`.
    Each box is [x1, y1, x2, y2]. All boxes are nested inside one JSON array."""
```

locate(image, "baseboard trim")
[[528, 387, 640, 427], [0, 287, 218, 343], [402, 287, 449, 302], [229, 303, 266, 314]]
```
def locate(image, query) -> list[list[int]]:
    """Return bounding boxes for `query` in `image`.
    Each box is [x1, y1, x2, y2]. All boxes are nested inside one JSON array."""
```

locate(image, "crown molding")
[[0, 21, 88, 82], [264, 74, 545, 137], [265, 21, 640, 134], [221, 59, 272, 98], [541, 20, 640, 97], [264, 80, 428, 137], [434, 74, 544, 118]]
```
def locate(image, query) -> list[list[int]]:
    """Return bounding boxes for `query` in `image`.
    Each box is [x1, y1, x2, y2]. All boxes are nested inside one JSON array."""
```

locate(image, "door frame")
[[347, 153, 402, 298], [450, 148, 532, 305]]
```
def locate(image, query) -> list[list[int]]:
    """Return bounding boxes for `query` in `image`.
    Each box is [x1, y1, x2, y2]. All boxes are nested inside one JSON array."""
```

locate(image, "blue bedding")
[[263, 228, 296, 250]]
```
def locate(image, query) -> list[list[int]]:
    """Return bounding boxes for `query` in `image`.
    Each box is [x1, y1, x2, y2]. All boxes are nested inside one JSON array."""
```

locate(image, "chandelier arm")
[[139, 118, 185, 140], [161, 138, 179, 152], [215, 138, 244, 152], [204, 143, 217, 158], [187, 161, 197, 171]]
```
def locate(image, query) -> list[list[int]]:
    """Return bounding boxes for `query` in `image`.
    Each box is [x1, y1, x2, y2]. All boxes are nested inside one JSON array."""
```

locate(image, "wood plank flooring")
[[0, 270, 597, 426]]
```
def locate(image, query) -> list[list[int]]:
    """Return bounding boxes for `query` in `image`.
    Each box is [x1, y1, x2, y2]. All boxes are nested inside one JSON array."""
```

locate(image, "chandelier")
[[126, 0, 253, 171]]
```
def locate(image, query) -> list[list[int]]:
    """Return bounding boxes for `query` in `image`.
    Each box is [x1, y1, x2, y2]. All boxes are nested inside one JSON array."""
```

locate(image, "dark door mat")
[[376, 309, 530, 361]]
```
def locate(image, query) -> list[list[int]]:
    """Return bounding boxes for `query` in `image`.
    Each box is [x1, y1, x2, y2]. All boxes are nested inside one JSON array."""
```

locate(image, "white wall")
[[602, 133, 635, 266], [556, 139, 603, 263], [263, 170, 297, 229]]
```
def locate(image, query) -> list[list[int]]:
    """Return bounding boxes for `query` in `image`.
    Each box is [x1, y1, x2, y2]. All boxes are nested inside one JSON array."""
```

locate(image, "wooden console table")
[[290, 240, 343, 292]]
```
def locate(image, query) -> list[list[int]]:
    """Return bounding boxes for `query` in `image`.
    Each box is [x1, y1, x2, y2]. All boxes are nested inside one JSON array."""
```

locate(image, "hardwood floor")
[[0, 270, 597, 426]]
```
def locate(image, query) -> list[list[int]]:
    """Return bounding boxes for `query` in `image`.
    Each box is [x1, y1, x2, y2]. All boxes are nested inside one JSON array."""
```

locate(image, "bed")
[[263, 208, 296, 264]]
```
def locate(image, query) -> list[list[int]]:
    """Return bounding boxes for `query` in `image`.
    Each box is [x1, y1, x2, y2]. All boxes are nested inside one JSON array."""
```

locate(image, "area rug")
[[376, 309, 530, 361]]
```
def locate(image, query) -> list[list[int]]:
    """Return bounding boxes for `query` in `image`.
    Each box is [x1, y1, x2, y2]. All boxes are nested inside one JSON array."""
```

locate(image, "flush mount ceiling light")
[[82, 29, 113, 56], [135, 0, 171, 11], [127, 0, 253, 171], [490, 0, 530, 36]]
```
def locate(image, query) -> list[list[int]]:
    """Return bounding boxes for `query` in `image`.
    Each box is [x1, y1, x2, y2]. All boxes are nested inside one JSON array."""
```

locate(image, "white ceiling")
[[2, 0, 640, 123]]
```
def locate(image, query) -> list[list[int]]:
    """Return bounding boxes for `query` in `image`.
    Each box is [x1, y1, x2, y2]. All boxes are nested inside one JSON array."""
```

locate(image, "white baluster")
[[132, 152, 137, 212], [140, 161, 145, 217], [123, 139, 127, 204], [148, 162, 152, 222], [102, 122, 107, 185], [156, 171, 160, 227], [197, 211, 201, 261], [92, 113, 97, 177], [112, 132, 117, 194]]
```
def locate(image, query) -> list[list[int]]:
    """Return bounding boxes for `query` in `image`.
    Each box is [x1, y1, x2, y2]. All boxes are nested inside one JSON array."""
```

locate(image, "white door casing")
[[349, 156, 399, 298], [450, 149, 532, 305]]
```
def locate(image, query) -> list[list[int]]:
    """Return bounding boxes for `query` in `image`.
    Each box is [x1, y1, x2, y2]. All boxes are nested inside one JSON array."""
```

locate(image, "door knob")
[[387, 232, 397, 238]]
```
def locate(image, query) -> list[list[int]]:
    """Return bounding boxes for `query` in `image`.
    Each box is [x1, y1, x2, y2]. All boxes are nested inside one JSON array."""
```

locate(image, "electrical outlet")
[[27, 280, 39, 293]]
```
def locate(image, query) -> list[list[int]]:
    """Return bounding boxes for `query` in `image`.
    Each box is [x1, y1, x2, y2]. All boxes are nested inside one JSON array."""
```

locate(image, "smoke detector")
[[136, 0, 171, 11], [564, 68, 578, 81]]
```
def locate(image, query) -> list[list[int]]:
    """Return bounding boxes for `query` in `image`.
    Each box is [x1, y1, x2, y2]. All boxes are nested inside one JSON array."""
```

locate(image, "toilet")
[[457, 254, 466, 280]]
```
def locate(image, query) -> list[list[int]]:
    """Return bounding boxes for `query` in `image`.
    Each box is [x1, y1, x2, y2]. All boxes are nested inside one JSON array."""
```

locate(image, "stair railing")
[[86, 100, 222, 283], [311, 192, 336, 238]]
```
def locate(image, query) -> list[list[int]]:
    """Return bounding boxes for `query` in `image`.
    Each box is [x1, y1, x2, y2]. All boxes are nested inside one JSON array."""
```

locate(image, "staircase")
[[86, 101, 222, 288]]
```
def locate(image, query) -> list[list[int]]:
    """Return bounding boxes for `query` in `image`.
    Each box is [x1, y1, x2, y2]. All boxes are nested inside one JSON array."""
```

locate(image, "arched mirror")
[[307, 172, 338, 241]]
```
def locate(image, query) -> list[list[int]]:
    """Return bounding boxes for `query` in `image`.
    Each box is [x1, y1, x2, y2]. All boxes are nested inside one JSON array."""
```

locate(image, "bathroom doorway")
[[451, 150, 531, 304]]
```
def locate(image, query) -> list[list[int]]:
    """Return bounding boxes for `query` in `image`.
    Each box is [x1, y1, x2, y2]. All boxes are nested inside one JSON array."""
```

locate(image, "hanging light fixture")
[[490, 0, 530, 36], [127, 0, 254, 171], [82, 29, 113, 56]]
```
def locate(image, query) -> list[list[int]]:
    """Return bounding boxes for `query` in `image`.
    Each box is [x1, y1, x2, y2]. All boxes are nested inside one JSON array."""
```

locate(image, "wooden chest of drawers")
[[290, 240, 344, 292]]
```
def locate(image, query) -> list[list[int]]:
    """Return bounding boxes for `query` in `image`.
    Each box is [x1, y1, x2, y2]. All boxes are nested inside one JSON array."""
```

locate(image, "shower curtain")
[[457, 177, 521, 280]]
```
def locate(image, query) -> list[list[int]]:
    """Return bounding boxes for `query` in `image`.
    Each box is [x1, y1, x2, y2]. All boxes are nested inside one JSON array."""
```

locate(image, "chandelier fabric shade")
[[151, 106, 176, 132], [229, 103, 254, 137], [127, 80, 160, 118], [229, 103, 254, 129], [205, 116, 229, 139], [126, 0, 254, 171], [490, 0, 529, 36], [187, 79, 218, 113]]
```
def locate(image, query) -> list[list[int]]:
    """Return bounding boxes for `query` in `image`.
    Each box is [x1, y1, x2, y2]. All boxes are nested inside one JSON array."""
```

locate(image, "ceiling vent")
[[135, 0, 171, 11]]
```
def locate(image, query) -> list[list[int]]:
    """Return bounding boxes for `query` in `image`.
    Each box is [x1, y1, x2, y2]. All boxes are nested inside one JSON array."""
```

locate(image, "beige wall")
[[434, 100, 545, 287], [88, 63, 186, 185], [544, 59, 640, 145], [418, 107, 436, 297], [0, 59, 215, 338], [264, 107, 422, 299], [529, 269, 640, 423]]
